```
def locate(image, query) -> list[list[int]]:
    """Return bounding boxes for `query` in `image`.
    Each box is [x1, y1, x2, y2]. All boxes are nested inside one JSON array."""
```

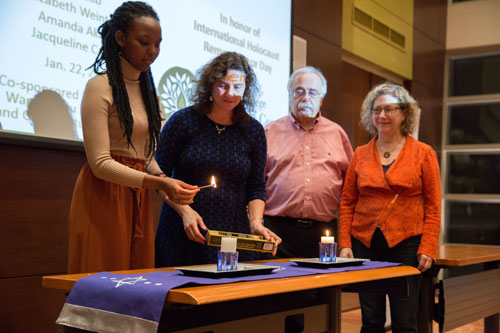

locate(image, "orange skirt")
[[67, 155, 154, 273]]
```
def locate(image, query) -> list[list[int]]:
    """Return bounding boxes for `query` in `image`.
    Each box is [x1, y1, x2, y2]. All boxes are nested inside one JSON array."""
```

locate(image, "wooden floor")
[[341, 308, 485, 332]]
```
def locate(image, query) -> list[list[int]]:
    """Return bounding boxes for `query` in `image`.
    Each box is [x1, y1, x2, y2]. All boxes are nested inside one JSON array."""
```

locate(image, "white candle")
[[220, 237, 237, 252], [321, 231, 335, 243]]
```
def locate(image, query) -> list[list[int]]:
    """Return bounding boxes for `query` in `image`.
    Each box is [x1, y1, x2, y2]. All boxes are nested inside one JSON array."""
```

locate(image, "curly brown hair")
[[360, 82, 419, 136], [191, 52, 260, 125]]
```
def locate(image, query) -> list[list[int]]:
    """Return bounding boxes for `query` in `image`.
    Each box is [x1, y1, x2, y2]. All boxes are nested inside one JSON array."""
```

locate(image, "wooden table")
[[419, 244, 500, 333], [43, 260, 420, 332]]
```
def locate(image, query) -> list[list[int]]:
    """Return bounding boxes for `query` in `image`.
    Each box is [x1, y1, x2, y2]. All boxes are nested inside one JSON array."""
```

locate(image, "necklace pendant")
[[383, 152, 391, 158], [215, 124, 226, 135]]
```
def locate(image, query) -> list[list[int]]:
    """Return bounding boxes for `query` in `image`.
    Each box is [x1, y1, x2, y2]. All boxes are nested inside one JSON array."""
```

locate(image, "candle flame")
[[211, 176, 217, 188], [326, 230, 329, 237]]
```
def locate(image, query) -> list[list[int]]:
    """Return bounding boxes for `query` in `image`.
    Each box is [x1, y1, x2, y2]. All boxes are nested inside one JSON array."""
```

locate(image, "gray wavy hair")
[[360, 82, 419, 136], [287, 66, 327, 97]]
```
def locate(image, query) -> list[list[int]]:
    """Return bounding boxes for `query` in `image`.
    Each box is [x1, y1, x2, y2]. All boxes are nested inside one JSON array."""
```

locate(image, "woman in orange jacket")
[[339, 83, 441, 332]]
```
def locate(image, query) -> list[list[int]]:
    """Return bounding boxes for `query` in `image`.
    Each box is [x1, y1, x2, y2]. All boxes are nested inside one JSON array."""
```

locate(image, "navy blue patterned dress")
[[155, 106, 267, 267]]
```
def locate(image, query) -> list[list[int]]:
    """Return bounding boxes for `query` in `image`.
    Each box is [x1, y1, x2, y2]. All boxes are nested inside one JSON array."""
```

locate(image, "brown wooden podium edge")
[[43, 265, 420, 305]]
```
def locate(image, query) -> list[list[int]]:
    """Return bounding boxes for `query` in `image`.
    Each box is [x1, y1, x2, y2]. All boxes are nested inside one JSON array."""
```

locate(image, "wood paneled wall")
[[293, 0, 343, 124], [0, 0, 446, 331], [411, 0, 447, 154], [0, 142, 86, 331]]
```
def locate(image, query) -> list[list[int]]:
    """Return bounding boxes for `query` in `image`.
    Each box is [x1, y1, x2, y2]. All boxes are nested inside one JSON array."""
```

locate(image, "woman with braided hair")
[[67, 1, 198, 274]]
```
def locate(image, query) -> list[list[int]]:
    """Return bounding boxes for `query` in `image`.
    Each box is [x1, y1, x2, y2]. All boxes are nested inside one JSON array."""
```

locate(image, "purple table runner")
[[56, 260, 401, 332]]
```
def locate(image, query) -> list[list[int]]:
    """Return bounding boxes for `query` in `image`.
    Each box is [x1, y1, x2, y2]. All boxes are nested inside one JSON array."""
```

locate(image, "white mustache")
[[298, 102, 313, 110]]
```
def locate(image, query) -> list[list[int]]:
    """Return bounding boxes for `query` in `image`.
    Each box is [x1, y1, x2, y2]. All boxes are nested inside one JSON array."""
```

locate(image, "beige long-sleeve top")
[[81, 58, 162, 188]]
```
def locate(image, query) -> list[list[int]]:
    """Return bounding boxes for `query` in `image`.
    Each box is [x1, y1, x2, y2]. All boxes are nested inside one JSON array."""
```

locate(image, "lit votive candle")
[[321, 230, 335, 243], [319, 231, 336, 262]]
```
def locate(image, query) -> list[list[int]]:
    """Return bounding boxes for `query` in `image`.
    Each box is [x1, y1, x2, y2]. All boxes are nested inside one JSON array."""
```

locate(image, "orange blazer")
[[339, 136, 441, 260]]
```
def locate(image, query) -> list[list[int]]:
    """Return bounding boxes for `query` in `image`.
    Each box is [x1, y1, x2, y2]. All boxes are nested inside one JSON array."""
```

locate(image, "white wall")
[[447, 0, 500, 50]]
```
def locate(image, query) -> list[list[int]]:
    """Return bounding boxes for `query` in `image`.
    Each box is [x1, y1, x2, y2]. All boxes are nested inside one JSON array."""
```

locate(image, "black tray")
[[292, 257, 370, 268], [174, 263, 283, 278]]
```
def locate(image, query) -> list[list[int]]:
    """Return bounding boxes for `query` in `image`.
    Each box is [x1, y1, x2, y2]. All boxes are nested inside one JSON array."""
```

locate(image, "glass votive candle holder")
[[319, 242, 337, 263], [217, 251, 239, 271]]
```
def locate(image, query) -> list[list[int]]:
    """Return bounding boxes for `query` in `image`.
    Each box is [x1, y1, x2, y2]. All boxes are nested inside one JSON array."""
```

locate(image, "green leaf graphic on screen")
[[158, 67, 196, 119]]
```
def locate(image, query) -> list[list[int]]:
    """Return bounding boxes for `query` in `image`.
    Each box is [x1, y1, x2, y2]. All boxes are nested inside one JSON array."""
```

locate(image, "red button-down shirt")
[[264, 114, 353, 222]]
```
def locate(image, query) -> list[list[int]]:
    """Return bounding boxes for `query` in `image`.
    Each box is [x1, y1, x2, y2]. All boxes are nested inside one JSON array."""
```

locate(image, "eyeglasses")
[[371, 105, 404, 115], [292, 88, 321, 98]]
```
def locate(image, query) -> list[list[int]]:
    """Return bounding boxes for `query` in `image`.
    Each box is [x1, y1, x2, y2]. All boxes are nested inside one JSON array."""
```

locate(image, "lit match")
[[199, 176, 217, 189]]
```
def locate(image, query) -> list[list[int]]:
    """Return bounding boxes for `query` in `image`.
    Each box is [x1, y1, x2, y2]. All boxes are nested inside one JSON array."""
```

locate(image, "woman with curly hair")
[[155, 52, 281, 267], [67, 1, 198, 274], [339, 82, 441, 332]]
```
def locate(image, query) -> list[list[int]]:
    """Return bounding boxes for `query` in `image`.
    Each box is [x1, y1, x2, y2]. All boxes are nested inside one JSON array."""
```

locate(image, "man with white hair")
[[263, 66, 353, 258]]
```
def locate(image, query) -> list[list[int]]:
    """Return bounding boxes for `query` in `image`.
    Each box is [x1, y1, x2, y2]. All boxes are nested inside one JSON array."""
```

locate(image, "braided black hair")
[[89, 1, 162, 157]]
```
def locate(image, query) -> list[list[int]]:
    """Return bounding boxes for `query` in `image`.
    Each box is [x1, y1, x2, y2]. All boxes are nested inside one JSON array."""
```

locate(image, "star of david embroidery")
[[110, 276, 148, 288]]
